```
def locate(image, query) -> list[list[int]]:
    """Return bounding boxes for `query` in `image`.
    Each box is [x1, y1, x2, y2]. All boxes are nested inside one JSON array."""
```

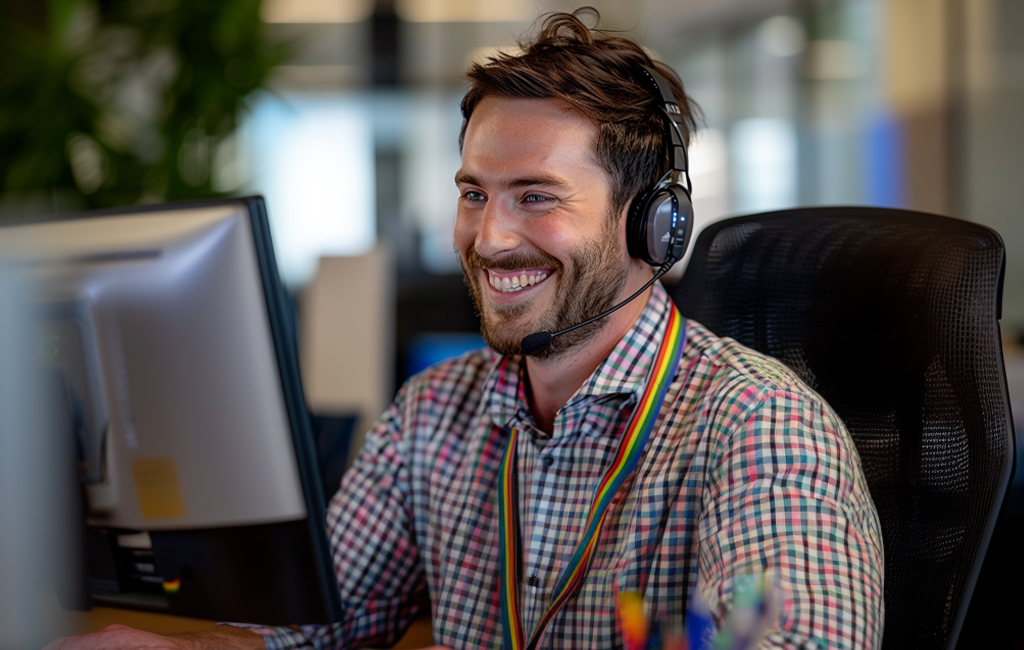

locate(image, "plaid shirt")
[[251, 283, 883, 649]]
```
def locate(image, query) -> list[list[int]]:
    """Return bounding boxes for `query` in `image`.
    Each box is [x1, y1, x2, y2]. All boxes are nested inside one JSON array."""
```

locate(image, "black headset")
[[625, 64, 694, 268]]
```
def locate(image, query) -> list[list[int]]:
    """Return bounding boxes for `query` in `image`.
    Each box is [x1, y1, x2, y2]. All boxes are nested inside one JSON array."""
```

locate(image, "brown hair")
[[459, 7, 700, 218]]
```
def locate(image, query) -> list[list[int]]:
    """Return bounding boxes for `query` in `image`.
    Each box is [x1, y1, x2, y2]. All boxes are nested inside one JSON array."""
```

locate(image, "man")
[[48, 9, 883, 650]]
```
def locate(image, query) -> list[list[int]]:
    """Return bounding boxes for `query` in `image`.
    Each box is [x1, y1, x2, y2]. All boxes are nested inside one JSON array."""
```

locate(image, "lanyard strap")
[[499, 306, 686, 650]]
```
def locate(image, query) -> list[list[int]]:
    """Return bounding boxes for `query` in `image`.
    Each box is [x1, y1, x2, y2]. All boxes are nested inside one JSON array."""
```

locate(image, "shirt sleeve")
[[241, 386, 431, 650], [696, 387, 885, 650]]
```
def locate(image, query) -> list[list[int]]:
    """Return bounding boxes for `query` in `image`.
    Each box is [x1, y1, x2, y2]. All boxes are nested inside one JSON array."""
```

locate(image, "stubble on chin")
[[459, 234, 628, 359], [460, 248, 556, 356]]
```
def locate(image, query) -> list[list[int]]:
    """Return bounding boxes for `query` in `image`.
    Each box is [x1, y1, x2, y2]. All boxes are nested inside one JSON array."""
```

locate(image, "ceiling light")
[[261, 0, 374, 24], [396, 0, 533, 23]]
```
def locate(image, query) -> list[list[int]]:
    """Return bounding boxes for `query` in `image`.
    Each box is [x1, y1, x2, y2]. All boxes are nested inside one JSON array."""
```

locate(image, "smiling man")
[[453, 94, 657, 434], [48, 9, 883, 650]]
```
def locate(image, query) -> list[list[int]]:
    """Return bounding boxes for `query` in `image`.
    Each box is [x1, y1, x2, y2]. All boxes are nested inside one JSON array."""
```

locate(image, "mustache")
[[462, 247, 561, 273]]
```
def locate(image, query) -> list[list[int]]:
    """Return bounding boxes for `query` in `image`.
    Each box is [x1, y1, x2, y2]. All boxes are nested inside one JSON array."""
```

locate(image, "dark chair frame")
[[670, 206, 1015, 650]]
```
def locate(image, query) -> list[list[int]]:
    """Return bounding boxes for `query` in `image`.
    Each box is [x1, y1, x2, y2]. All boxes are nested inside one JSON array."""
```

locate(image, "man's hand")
[[42, 624, 266, 650]]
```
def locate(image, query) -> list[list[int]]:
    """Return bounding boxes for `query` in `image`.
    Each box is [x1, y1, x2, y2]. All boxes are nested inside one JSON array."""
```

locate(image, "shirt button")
[[543, 456, 555, 468], [528, 575, 540, 587]]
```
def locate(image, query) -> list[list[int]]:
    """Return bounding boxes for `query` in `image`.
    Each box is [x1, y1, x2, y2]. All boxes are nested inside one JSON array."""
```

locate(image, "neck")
[[524, 264, 654, 434]]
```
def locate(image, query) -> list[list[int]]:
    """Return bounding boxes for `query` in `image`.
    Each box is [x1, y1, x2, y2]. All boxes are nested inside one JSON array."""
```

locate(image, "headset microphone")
[[519, 64, 694, 356], [520, 262, 674, 354]]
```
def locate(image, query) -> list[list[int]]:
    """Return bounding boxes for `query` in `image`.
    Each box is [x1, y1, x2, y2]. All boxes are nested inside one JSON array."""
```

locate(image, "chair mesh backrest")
[[670, 207, 1014, 650]]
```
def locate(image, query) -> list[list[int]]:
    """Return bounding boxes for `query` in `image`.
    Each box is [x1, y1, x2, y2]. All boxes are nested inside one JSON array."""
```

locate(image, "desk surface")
[[43, 598, 434, 648], [41, 598, 216, 641]]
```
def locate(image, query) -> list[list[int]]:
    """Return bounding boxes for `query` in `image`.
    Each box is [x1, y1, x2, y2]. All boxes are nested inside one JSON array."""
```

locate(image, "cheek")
[[525, 218, 583, 258], [560, 218, 625, 265]]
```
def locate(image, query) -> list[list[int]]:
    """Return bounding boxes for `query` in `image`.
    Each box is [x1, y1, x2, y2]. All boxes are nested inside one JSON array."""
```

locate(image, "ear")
[[618, 198, 633, 224]]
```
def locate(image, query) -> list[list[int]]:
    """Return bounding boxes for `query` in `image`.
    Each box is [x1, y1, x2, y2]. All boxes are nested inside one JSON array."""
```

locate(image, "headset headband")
[[636, 65, 688, 174]]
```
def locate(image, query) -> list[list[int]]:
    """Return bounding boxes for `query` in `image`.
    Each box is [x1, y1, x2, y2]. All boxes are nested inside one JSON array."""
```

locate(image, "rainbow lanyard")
[[499, 306, 685, 650]]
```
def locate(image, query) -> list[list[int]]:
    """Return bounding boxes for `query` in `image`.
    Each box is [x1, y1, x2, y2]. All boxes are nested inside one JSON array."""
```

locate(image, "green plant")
[[0, 0, 288, 214]]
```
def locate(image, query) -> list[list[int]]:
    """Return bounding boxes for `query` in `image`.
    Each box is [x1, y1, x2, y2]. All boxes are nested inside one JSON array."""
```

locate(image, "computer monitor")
[[0, 197, 343, 625]]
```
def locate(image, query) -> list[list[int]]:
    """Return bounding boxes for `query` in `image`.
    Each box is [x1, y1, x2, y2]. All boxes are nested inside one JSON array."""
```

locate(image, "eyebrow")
[[454, 171, 570, 191]]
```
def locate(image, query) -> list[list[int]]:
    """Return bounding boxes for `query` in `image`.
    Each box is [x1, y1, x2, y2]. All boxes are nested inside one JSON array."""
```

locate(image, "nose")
[[472, 200, 521, 260]]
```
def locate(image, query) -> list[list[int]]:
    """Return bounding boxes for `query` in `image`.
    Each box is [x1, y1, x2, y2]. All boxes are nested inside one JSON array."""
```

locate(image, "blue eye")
[[524, 194, 551, 204], [463, 191, 485, 202]]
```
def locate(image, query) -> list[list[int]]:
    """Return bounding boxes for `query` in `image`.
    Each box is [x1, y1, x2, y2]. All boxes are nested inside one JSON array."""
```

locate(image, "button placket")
[[520, 439, 554, 627]]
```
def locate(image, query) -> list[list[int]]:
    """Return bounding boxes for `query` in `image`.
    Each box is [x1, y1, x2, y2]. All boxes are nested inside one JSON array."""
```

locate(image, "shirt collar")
[[482, 281, 674, 432]]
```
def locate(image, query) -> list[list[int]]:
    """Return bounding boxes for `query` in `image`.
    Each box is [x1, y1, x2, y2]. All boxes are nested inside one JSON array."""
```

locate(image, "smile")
[[486, 269, 551, 293]]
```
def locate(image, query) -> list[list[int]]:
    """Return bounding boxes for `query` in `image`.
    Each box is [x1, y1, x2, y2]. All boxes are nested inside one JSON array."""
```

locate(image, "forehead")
[[460, 96, 605, 185]]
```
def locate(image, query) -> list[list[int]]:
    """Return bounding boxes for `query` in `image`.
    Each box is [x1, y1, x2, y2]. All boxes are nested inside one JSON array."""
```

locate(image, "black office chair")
[[669, 206, 1015, 650]]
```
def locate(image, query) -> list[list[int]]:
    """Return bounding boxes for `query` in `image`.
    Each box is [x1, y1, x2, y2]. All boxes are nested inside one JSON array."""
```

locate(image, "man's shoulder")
[[400, 346, 499, 403], [680, 318, 828, 410], [678, 319, 870, 495]]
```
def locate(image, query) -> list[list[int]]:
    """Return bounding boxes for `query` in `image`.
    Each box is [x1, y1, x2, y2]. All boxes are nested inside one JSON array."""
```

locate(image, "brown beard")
[[461, 229, 628, 359]]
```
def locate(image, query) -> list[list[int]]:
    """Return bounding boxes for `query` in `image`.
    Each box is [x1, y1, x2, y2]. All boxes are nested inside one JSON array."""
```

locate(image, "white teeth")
[[488, 271, 551, 292]]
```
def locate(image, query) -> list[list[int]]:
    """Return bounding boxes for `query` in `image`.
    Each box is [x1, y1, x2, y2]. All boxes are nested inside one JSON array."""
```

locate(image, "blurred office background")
[[3, 0, 1023, 339], [1, 0, 1024, 645]]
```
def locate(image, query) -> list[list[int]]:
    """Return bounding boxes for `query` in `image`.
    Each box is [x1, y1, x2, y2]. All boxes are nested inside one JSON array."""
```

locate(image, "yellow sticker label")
[[131, 457, 186, 520]]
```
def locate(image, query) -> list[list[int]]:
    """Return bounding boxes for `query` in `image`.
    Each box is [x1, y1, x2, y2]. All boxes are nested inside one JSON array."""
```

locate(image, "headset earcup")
[[626, 183, 693, 267], [644, 190, 676, 265], [664, 183, 693, 264], [626, 186, 655, 262]]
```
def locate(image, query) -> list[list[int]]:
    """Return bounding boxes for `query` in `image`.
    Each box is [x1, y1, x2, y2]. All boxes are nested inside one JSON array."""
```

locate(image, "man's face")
[[454, 96, 632, 358]]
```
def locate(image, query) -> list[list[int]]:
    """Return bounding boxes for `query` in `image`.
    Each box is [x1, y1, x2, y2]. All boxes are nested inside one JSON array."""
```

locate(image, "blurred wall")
[[961, 0, 1024, 329]]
